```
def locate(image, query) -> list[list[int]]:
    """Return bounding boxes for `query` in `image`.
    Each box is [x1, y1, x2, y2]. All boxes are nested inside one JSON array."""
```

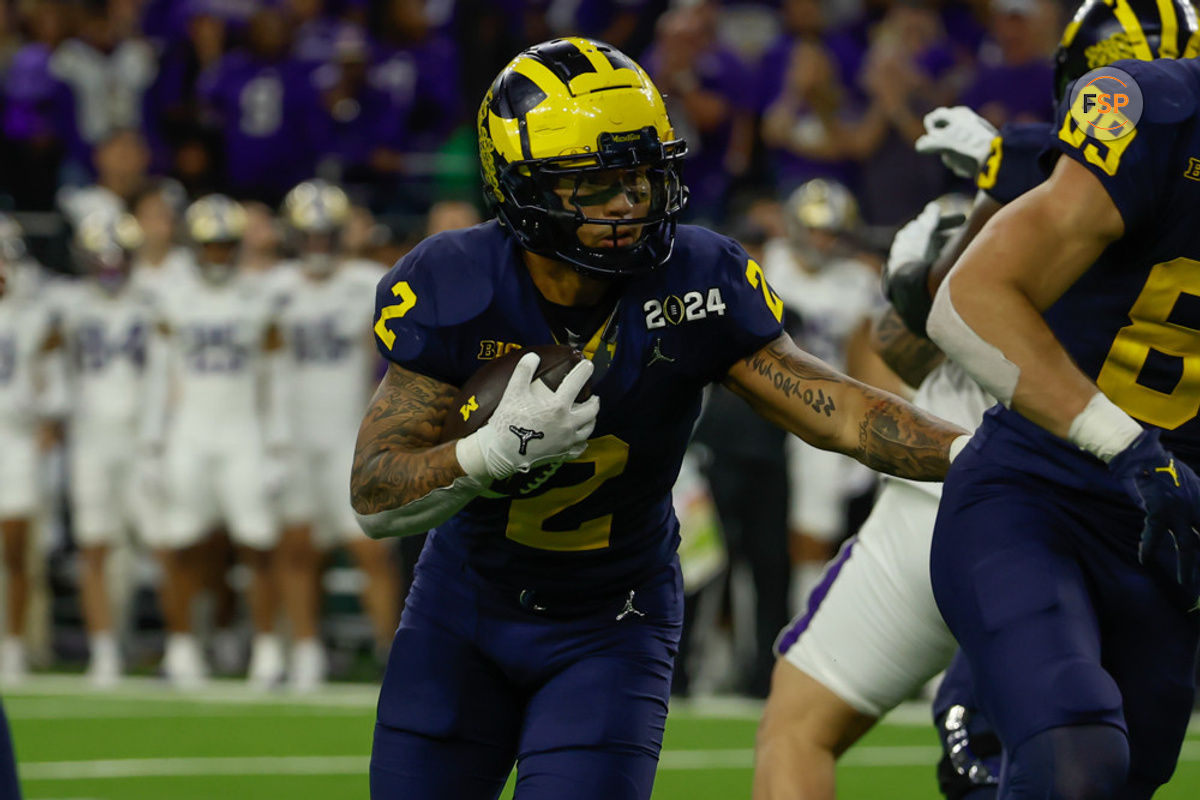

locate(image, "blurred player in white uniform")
[[130, 181, 195, 296], [754, 141, 995, 798], [272, 181, 398, 689], [51, 213, 159, 686], [0, 214, 54, 682], [761, 180, 897, 610], [143, 195, 289, 687]]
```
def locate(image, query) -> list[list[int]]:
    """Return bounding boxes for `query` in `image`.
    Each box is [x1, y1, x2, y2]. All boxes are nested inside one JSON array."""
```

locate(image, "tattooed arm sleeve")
[[723, 333, 967, 481], [350, 363, 487, 538], [869, 305, 945, 388]]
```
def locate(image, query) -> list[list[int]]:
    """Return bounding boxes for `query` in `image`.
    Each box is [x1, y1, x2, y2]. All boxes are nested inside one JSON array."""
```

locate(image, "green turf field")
[[6, 677, 1199, 799]]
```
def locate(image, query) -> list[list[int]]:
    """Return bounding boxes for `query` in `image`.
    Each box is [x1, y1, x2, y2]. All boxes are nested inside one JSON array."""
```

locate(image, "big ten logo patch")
[[1067, 66, 1143, 142], [478, 340, 522, 360], [643, 288, 726, 329], [1185, 158, 1200, 182]]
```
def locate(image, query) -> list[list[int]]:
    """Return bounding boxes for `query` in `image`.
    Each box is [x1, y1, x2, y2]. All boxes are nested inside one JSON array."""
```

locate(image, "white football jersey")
[[156, 272, 277, 441], [53, 280, 156, 433], [761, 238, 881, 369], [274, 259, 385, 447], [0, 263, 53, 426], [132, 247, 197, 300]]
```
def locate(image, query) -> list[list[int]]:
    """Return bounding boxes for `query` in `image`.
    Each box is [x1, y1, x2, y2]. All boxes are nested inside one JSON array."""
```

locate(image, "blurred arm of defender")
[[870, 190, 1002, 387]]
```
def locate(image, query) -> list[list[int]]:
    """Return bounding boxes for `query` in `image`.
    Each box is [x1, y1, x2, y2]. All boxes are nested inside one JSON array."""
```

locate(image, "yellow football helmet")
[[185, 194, 248, 244], [71, 211, 144, 290], [478, 37, 688, 277], [282, 179, 351, 234], [1056, 0, 1199, 101]]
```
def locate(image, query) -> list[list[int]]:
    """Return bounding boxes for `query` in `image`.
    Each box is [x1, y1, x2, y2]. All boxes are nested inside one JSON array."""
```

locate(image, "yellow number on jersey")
[[505, 435, 630, 551], [1097, 257, 1200, 429], [1057, 113, 1137, 177], [373, 281, 417, 349], [745, 259, 784, 323], [977, 136, 1003, 190]]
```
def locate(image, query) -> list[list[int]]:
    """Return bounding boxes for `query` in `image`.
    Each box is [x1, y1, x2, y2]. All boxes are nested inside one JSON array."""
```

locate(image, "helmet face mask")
[[282, 180, 350, 279], [783, 179, 859, 271], [479, 38, 688, 279]]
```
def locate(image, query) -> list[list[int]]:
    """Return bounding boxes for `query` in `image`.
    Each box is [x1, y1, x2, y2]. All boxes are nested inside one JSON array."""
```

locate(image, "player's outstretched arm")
[[927, 155, 1122, 440], [723, 333, 968, 481], [350, 363, 465, 528]]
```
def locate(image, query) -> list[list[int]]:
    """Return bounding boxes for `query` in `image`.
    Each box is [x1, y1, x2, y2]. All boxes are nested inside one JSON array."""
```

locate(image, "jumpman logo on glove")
[[509, 425, 545, 455]]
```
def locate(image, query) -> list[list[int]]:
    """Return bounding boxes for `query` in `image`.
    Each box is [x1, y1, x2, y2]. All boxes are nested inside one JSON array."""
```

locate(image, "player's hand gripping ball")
[[441, 345, 596, 497]]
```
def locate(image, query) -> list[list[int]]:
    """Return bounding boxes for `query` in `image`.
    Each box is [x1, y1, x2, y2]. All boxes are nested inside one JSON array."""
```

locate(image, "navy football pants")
[[370, 543, 683, 800], [931, 411, 1199, 798]]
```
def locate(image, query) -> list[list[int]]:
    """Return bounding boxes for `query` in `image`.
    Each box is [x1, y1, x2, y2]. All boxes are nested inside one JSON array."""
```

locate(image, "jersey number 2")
[[505, 435, 630, 551], [1097, 257, 1200, 429]]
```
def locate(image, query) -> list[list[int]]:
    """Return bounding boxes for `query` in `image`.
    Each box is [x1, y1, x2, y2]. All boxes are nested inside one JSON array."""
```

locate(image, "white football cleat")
[[163, 634, 208, 689], [247, 634, 285, 689], [0, 637, 27, 685], [288, 638, 328, 693], [87, 634, 122, 688]]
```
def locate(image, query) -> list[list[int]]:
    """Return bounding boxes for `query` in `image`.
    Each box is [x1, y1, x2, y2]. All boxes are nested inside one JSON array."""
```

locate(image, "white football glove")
[[886, 201, 944, 275], [455, 352, 600, 482], [914, 106, 998, 179]]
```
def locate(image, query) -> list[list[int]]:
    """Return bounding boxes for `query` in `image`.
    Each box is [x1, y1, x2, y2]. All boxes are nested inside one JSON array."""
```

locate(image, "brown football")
[[440, 344, 592, 496]]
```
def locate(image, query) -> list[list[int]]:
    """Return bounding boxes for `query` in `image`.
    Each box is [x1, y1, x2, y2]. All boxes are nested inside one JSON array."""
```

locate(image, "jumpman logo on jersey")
[[1156, 458, 1181, 487], [509, 425, 544, 455], [616, 590, 646, 621], [646, 338, 675, 367]]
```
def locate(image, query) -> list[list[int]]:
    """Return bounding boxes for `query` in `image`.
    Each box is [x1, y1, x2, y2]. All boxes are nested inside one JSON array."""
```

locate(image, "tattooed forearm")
[[856, 392, 960, 480], [350, 364, 463, 515], [743, 343, 839, 417], [726, 334, 966, 481], [870, 306, 944, 387]]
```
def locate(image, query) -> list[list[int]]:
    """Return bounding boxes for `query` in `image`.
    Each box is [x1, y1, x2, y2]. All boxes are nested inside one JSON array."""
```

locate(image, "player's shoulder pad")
[[1114, 58, 1200, 126], [663, 224, 753, 285], [377, 222, 500, 328]]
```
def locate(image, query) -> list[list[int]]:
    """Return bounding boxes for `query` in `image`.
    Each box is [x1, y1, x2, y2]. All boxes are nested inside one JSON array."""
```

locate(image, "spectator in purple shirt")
[[1, 0, 74, 209], [307, 28, 404, 188], [643, 1, 753, 224], [958, 0, 1058, 126], [199, 7, 316, 204]]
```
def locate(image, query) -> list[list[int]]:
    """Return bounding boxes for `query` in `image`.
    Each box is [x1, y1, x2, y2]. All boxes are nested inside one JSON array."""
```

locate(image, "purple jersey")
[[369, 35, 461, 152], [2, 44, 74, 143], [199, 51, 317, 200]]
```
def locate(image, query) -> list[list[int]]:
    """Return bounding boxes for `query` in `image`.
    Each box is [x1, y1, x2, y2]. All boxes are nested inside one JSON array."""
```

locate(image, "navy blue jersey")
[[975, 121, 1054, 204], [1040, 58, 1200, 467], [373, 221, 784, 596]]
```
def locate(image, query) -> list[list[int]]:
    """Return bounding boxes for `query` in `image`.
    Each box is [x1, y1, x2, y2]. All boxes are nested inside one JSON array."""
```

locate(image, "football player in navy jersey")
[[925, 27, 1200, 800], [755, 2, 1200, 798], [351, 37, 968, 800]]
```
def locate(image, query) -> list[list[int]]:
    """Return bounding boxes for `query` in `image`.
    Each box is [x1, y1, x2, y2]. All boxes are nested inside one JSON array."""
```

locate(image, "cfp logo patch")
[[478, 340, 522, 360], [644, 288, 726, 329], [1067, 66, 1143, 142]]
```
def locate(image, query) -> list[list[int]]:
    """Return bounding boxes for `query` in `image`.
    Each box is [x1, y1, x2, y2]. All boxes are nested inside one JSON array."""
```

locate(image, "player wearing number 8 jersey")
[[352, 37, 968, 800], [927, 56, 1200, 798]]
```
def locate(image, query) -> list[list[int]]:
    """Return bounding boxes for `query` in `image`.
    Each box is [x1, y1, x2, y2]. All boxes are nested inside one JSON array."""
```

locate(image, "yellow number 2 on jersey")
[[374, 281, 418, 350], [505, 435, 631, 551], [1097, 257, 1200, 429], [745, 259, 784, 323]]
